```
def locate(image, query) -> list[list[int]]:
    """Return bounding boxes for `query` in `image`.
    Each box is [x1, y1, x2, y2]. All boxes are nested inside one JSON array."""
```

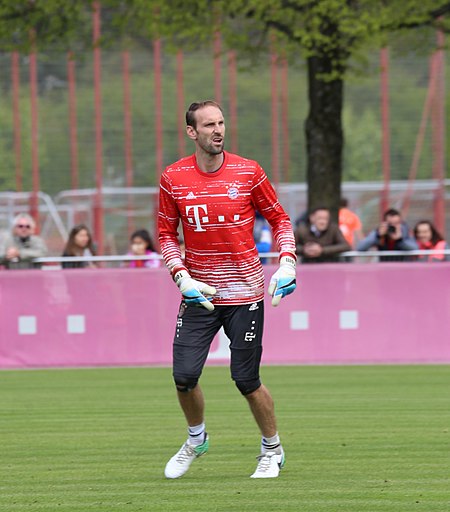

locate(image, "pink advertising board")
[[0, 263, 449, 369]]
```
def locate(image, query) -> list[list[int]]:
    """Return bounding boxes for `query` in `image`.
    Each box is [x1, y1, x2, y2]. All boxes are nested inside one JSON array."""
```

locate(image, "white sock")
[[261, 433, 281, 453], [188, 422, 206, 446]]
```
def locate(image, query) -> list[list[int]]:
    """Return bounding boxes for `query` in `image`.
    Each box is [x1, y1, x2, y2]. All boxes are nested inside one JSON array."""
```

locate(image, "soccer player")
[[158, 100, 296, 479]]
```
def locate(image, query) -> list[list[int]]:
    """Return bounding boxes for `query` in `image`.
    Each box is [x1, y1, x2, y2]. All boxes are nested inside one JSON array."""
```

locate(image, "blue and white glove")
[[268, 255, 296, 307], [174, 270, 217, 311]]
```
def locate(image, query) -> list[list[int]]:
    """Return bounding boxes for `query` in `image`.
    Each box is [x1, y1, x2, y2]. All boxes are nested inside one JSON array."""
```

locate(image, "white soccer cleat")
[[164, 435, 209, 479], [250, 448, 285, 479]]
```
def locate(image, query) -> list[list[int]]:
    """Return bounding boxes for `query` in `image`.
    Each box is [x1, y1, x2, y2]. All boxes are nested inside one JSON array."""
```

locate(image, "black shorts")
[[172, 300, 264, 384]]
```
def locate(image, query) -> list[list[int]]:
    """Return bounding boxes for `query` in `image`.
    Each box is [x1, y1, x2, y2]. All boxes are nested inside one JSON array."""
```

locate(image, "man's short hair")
[[12, 213, 35, 229], [186, 100, 223, 129], [383, 208, 401, 220], [309, 206, 330, 216]]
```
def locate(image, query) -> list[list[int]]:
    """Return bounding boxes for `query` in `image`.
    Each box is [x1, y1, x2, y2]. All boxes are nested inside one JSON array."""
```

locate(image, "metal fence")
[[0, 41, 447, 253], [25, 249, 450, 269], [1, 180, 449, 256]]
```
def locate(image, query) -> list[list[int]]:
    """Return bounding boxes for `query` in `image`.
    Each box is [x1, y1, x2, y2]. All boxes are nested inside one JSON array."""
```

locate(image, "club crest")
[[227, 187, 239, 199]]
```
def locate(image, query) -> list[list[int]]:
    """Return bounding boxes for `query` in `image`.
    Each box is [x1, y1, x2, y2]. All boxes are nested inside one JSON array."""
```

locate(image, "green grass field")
[[1, 365, 449, 512]]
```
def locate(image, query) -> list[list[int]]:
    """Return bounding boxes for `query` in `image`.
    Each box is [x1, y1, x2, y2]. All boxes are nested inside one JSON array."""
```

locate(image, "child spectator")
[[126, 229, 160, 268], [62, 224, 97, 268], [413, 220, 449, 262]]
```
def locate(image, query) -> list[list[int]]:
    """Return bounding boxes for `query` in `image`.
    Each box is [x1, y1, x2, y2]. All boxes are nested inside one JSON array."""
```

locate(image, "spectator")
[[357, 208, 417, 261], [254, 211, 273, 264], [295, 207, 351, 263], [62, 224, 97, 268], [0, 213, 47, 269], [413, 220, 449, 262], [125, 229, 160, 268], [339, 197, 364, 248]]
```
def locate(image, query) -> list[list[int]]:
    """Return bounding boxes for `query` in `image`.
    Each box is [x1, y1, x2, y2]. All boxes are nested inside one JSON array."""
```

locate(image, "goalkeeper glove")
[[268, 255, 296, 307], [174, 269, 217, 311]]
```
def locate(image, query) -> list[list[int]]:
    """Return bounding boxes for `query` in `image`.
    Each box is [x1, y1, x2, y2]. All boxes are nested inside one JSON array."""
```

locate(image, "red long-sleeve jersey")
[[158, 151, 296, 305]]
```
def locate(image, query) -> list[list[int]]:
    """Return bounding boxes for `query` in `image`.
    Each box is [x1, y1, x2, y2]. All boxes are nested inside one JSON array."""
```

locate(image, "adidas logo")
[[249, 302, 259, 311], [186, 191, 196, 199]]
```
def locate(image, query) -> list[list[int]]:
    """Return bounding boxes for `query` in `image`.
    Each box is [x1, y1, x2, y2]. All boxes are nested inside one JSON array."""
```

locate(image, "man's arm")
[[395, 226, 418, 251], [251, 165, 296, 306], [158, 172, 216, 309], [251, 166, 296, 258], [356, 230, 379, 251], [0, 232, 10, 261], [158, 173, 185, 276], [18, 236, 47, 260]]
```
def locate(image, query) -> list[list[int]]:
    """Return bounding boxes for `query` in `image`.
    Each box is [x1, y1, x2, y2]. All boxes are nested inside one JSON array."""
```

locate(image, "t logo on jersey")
[[186, 204, 208, 232], [185, 204, 241, 231]]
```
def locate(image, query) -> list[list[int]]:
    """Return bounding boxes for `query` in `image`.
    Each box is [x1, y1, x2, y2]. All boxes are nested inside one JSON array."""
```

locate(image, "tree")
[[1, 0, 449, 220], [129, 0, 450, 220]]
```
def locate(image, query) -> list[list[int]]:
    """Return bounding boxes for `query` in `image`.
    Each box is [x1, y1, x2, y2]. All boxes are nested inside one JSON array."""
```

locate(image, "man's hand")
[[6, 247, 20, 260], [174, 270, 217, 311], [268, 255, 296, 307], [303, 242, 323, 258], [391, 224, 403, 240], [377, 222, 388, 237]]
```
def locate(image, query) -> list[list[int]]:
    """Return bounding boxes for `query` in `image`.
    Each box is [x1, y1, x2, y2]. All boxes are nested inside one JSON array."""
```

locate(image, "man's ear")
[[186, 125, 197, 140]]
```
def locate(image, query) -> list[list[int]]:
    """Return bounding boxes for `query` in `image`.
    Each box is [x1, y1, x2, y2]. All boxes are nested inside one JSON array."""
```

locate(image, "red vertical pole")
[[29, 32, 40, 230], [270, 51, 280, 186], [154, 39, 163, 177], [151, 38, 164, 241], [214, 32, 222, 105], [122, 51, 134, 187], [122, 50, 134, 237], [11, 52, 23, 192], [176, 50, 186, 158], [93, 1, 104, 254], [280, 58, 290, 182], [380, 48, 391, 216], [228, 51, 238, 154], [432, 29, 446, 235], [67, 52, 79, 190], [402, 56, 437, 216]]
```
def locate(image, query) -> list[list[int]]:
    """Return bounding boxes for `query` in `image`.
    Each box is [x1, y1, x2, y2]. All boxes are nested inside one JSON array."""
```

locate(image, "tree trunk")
[[305, 55, 344, 222]]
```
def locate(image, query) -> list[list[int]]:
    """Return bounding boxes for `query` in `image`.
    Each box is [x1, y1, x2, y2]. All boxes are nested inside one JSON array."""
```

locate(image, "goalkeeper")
[[158, 100, 296, 480]]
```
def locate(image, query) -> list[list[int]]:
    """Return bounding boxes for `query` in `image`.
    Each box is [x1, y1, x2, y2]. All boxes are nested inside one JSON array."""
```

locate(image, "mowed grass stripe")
[[1, 365, 449, 511]]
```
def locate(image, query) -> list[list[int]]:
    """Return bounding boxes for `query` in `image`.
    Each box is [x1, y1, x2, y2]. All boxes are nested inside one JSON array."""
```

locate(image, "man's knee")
[[235, 378, 261, 396], [174, 374, 199, 393]]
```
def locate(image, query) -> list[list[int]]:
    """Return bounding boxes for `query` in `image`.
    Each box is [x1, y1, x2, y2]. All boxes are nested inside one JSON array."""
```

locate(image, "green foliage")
[[0, 1, 448, 199], [1, 1, 448, 64], [117, 0, 450, 76], [343, 108, 382, 181], [0, 100, 17, 190], [0, 45, 446, 195], [0, 0, 90, 52], [0, 77, 49, 191]]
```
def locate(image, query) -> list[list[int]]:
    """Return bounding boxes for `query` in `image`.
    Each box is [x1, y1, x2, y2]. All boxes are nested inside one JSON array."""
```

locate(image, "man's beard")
[[198, 138, 224, 155]]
